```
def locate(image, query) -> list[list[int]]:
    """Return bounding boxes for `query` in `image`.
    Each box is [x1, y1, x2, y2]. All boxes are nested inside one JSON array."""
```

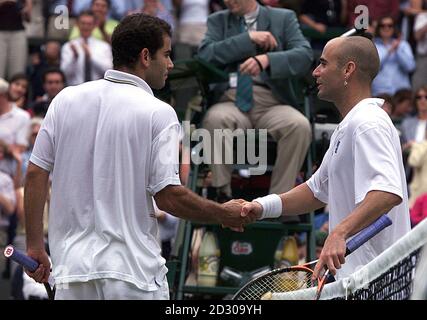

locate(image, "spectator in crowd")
[[0, 0, 32, 80], [412, 8, 427, 91], [117, 0, 174, 20], [129, 0, 176, 32], [409, 192, 427, 226], [408, 139, 427, 208], [400, 86, 427, 181], [0, 141, 16, 220], [110, 0, 143, 18], [29, 68, 66, 118], [7, 74, 30, 110], [371, 16, 416, 97], [69, 0, 119, 44], [172, 0, 210, 111], [401, 85, 427, 153], [0, 137, 21, 281], [174, 0, 209, 55], [0, 141, 16, 280], [60, 10, 113, 86], [71, 0, 125, 20], [198, 0, 313, 203], [392, 88, 413, 124], [0, 78, 31, 154], [399, 0, 424, 52], [27, 41, 62, 101]]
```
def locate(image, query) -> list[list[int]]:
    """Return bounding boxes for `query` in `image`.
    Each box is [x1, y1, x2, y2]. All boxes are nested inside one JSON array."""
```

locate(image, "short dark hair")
[[111, 13, 172, 69], [336, 36, 380, 82], [9, 73, 28, 84], [78, 10, 95, 21], [42, 67, 66, 85]]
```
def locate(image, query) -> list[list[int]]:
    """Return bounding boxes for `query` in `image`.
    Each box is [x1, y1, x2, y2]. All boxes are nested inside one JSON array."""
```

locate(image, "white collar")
[[104, 70, 154, 96]]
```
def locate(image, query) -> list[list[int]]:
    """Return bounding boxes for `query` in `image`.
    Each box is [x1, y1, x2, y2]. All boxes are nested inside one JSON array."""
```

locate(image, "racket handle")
[[3, 245, 39, 272], [345, 214, 392, 255]]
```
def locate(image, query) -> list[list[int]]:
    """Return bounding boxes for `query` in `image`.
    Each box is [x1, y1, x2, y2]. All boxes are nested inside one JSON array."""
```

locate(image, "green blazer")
[[198, 5, 313, 108]]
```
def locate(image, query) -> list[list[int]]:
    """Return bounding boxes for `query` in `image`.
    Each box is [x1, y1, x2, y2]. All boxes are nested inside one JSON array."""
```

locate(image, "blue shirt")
[[372, 38, 416, 96]]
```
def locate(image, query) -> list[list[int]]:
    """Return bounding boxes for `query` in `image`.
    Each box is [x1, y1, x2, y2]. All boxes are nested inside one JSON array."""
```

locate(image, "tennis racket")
[[233, 214, 392, 300], [3, 245, 55, 300]]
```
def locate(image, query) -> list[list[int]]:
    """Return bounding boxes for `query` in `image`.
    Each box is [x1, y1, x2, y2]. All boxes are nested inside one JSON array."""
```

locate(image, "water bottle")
[[197, 231, 220, 287]]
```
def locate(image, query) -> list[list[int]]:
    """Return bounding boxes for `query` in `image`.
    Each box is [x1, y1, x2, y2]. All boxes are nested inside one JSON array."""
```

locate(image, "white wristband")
[[254, 194, 283, 220]]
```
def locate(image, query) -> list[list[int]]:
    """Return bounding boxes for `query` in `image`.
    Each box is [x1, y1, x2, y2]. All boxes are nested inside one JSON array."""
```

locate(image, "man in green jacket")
[[198, 0, 313, 203]]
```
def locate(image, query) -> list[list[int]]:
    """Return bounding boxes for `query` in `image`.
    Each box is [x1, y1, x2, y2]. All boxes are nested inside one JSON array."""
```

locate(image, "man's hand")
[[241, 201, 263, 220], [312, 230, 346, 280], [249, 31, 278, 51], [314, 22, 327, 34], [21, 2, 32, 22], [240, 54, 270, 77], [389, 38, 401, 54], [221, 199, 255, 232], [25, 248, 51, 283]]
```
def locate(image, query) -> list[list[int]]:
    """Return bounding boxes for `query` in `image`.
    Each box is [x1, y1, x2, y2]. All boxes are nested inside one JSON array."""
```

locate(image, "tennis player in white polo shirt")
[[241, 36, 411, 280], [24, 13, 253, 300]]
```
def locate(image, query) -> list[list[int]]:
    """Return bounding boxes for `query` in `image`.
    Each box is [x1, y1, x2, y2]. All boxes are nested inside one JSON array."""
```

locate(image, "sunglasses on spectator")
[[379, 24, 394, 29], [416, 95, 427, 100]]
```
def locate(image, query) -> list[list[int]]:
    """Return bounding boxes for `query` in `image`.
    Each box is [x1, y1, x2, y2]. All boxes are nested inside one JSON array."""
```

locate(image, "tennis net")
[[269, 218, 427, 300]]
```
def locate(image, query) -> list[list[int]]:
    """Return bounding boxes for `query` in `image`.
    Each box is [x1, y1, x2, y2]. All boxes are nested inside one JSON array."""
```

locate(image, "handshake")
[[219, 195, 283, 232]]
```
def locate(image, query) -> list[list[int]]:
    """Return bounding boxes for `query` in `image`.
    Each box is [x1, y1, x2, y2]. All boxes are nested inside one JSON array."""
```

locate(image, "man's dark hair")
[[42, 67, 66, 85], [111, 13, 172, 69], [9, 73, 28, 84], [78, 9, 95, 20]]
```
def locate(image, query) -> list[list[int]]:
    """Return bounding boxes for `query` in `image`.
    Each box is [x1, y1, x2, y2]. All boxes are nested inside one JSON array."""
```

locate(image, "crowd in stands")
[[2, 0, 427, 298]]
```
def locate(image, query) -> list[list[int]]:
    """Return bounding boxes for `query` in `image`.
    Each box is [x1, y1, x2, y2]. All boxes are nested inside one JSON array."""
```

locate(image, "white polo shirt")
[[307, 98, 411, 279], [30, 70, 182, 291], [0, 104, 31, 147]]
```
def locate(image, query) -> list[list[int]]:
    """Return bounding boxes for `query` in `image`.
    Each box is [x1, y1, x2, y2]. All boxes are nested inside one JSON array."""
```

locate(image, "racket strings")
[[236, 270, 315, 300]]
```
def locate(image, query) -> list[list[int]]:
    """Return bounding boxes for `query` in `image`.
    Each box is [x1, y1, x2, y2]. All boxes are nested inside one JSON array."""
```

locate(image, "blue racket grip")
[[345, 214, 392, 255], [3, 245, 39, 272]]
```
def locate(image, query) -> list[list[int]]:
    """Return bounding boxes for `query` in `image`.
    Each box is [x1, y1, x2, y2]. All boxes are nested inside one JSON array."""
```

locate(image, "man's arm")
[[241, 182, 326, 219], [154, 185, 254, 230], [198, 13, 258, 67], [24, 162, 50, 283], [312, 190, 401, 278], [265, 10, 313, 80]]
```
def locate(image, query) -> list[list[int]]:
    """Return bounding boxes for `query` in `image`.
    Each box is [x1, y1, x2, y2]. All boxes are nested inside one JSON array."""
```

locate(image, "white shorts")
[[54, 278, 170, 300]]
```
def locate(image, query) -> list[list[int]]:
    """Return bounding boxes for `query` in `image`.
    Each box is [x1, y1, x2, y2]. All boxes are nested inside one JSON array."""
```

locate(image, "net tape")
[[270, 218, 427, 300]]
